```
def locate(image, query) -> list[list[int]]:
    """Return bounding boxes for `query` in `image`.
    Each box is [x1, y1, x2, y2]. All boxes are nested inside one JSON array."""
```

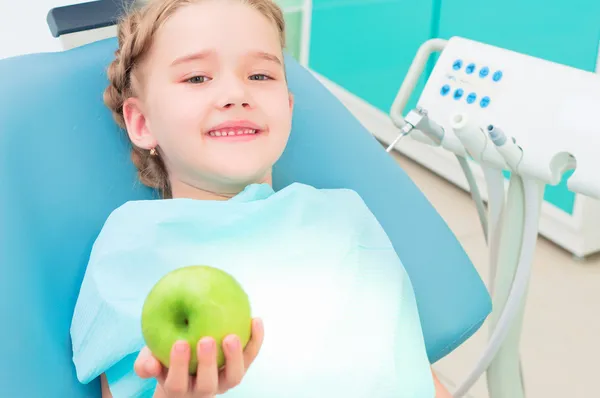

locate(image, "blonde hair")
[[104, 0, 287, 198]]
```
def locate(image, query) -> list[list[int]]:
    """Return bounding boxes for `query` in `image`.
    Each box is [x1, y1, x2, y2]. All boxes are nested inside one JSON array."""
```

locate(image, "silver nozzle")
[[385, 123, 413, 152], [385, 107, 445, 152]]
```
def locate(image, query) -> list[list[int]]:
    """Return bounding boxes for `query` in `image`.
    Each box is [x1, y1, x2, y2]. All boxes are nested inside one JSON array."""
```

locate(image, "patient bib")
[[70, 183, 435, 397]]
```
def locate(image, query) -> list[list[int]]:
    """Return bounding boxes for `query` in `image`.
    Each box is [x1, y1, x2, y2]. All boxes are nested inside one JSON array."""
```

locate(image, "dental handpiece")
[[385, 107, 445, 152], [385, 123, 413, 152]]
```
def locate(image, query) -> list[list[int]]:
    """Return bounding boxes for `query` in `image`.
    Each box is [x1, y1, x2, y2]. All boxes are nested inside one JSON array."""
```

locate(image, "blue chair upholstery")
[[0, 37, 491, 397]]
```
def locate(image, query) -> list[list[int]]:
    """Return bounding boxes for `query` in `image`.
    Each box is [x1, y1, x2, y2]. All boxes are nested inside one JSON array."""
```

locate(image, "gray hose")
[[454, 163, 527, 397], [454, 176, 540, 397], [456, 155, 488, 243]]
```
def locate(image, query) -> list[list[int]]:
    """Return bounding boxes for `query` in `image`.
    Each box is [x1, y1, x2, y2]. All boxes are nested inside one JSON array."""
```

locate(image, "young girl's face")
[[124, 0, 293, 196]]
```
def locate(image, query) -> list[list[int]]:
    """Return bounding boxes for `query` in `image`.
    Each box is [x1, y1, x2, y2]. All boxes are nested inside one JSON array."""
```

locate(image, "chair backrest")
[[0, 38, 491, 397]]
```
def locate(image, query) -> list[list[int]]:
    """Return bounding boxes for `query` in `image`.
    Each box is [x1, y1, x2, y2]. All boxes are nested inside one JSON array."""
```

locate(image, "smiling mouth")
[[207, 128, 259, 137]]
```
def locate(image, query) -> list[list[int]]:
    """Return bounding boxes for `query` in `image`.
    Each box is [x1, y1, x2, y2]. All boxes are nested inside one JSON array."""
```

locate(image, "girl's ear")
[[122, 97, 157, 150], [288, 92, 294, 112]]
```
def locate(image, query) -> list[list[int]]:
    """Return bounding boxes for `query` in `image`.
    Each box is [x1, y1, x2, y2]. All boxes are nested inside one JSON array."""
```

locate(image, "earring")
[[150, 148, 157, 156]]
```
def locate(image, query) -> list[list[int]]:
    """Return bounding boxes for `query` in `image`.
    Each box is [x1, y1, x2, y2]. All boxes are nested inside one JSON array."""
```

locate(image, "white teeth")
[[208, 129, 258, 137]]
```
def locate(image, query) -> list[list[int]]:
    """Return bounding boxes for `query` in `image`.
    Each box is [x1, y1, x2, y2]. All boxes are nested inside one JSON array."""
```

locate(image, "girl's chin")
[[208, 168, 271, 186]]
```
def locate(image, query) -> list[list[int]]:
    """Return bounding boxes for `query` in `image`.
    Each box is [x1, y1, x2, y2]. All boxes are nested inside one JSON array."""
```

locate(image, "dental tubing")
[[454, 175, 541, 398], [387, 107, 537, 397], [482, 166, 505, 297], [450, 113, 492, 242], [453, 121, 538, 398], [451, 113, 488, 162], [456, 156, 489, 242]]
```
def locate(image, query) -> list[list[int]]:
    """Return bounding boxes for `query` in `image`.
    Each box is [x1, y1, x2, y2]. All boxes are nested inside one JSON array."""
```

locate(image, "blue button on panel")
[[479, 67, 489, 78], [480, 96, 491, 108], [493, 70, 503, 82], [466, 92, 477, 104], [466, 63, 476, 74], [453, 60, 463, 70], [454, 88, 464, 100], [440, 84, 451, 96]]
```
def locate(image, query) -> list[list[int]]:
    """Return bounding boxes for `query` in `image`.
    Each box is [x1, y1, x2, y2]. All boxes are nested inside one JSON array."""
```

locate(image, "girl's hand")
[[134, 318, 264, 397]]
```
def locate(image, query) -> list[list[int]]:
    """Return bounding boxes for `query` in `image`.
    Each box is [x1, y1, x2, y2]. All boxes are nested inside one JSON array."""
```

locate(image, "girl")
[[70, 0, 453, 397]]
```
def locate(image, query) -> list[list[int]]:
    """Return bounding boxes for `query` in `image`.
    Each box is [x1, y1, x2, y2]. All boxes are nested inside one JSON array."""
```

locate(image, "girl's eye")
[[187, 76, 210, 84], [249, 74, 271, 81]]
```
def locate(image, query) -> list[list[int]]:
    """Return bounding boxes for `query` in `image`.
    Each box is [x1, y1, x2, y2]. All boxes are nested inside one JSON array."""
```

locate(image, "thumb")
[[134, 346, 163, 380]]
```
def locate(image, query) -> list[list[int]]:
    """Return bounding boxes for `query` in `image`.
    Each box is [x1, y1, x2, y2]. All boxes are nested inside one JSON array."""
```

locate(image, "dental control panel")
[[412, 36, 600, 198]]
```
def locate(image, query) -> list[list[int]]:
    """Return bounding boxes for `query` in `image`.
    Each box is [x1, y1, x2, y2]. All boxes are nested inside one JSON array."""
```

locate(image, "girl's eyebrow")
[[170, 50, 214, 67], [170, 50, 282, 67], [248, 51, 282, 66]]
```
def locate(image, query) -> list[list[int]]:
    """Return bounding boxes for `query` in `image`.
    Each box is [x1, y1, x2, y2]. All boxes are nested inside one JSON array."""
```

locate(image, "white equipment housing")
[[413, 36, 599, 198]]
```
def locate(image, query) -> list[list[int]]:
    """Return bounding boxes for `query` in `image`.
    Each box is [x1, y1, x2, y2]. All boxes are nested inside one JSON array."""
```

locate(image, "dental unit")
[[387, 36, 597, 398]]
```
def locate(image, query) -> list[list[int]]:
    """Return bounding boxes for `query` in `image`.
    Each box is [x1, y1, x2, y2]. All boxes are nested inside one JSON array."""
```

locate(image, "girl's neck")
[[169, 174, 273, 201]]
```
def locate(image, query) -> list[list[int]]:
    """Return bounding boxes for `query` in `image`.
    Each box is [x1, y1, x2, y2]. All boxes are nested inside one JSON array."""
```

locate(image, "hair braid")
[[104, 4, 174, 197]]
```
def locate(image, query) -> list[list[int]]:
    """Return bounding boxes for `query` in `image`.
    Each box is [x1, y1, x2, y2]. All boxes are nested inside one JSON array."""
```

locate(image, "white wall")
[[0, 0, 88, 59]]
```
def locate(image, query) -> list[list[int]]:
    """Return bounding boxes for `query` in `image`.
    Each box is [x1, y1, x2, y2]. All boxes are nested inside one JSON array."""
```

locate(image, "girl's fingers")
[[134, 321, 264, 396], [219, 335, 245, 390], [134, 346, 163, 380], [194, 337, 219, 397], [162, 340, 191, 397], [242, 318, 264, 370]]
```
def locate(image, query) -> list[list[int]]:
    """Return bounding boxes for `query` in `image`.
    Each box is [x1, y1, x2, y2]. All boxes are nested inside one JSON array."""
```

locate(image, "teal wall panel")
[[437, 0, 600, 214], [283, 9, 303, 61], [437, 1, 600, 72], [309, 0, 437, 114]]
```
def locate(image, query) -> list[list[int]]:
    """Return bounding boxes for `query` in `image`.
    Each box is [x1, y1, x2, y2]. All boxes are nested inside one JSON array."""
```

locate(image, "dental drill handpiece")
[[385, 107, 445, 152], [385, 123, 413, 152]]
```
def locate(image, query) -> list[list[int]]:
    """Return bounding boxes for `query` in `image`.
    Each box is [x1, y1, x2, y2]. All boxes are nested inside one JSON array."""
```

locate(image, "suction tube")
[[482, 166, 505, 296], [454, 170, 543, 398], [456, 156, 488, 242], [450, 113, 491, 241], [483, 124, 521, 298], [485, 125, 530, 398], [487, 125, 523, 170], [449, 115, 509, 288]]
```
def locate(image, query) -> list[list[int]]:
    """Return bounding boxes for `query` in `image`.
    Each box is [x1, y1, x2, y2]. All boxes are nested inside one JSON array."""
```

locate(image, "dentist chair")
[[0, 13, 491, 398]]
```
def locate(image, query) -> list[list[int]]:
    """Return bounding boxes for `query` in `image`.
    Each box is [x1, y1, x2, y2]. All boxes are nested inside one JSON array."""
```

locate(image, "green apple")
[[141, 265, 252, 374]]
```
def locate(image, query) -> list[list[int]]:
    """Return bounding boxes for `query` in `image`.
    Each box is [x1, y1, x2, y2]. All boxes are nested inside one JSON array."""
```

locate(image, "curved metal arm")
[[389, 38, 448, 128]]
